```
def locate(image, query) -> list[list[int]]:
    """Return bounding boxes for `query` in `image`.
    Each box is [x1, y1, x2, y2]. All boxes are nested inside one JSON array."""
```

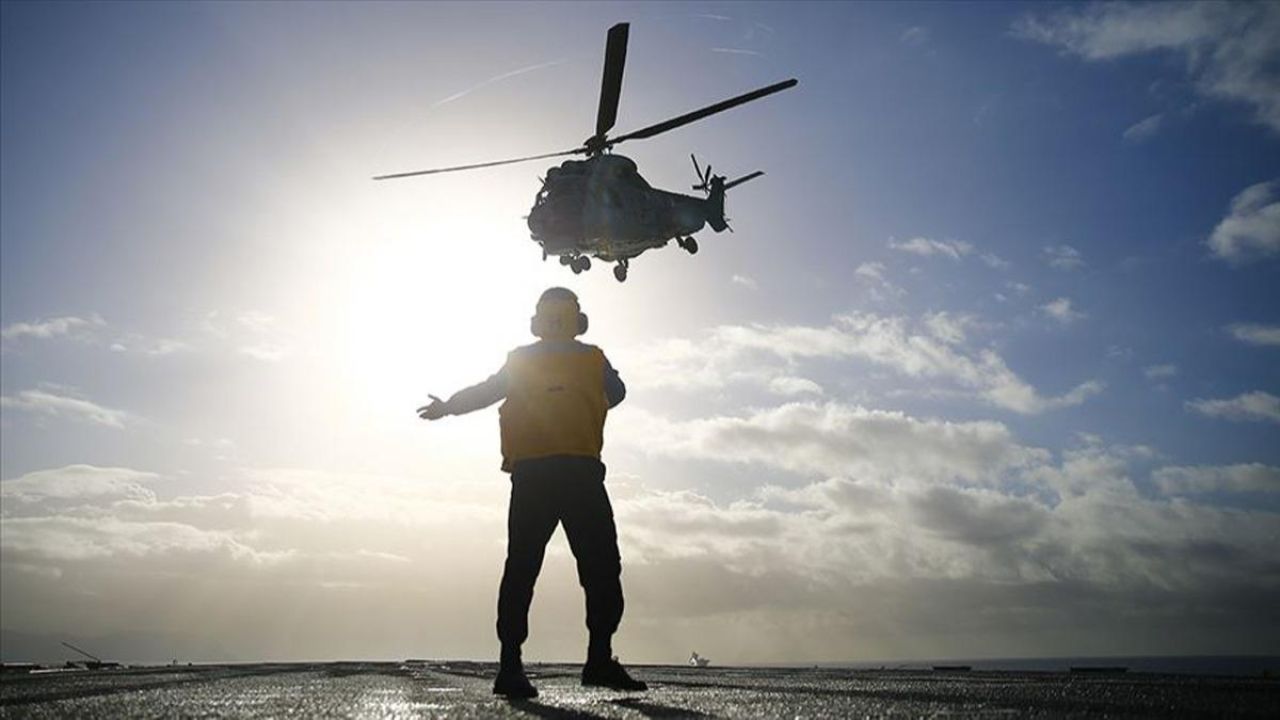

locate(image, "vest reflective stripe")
[[499, 344, 607, 471]]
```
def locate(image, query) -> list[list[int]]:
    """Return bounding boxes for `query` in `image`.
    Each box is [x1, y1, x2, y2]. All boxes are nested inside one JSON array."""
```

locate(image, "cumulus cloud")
[[1, 465, 159, 509], [624, 402, 1049, 485], [1154, 463, 1280, 494], [1043, 244, 1085, 270], [888, 236, 973, 260], [5, 438, 1280, 662], [1123, 113, 1164, 142], [730, 274, 758, 290], [1227, 322, 1280, 346], [1041, 297, 1086, 324], [621, 407, 1280, 621], [0, 464, 507, 594], [1013, 2, 1280, 133], [0, 388, 131, 428], [1187, 390, 1280, 424], [1207, 180, 1280, 263], [629, 312, 1102, 414], [1143, 364, 1178, 380]]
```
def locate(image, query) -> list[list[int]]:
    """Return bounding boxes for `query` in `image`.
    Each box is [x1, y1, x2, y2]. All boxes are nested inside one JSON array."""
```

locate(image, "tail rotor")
[[690, 154, 762, 195]]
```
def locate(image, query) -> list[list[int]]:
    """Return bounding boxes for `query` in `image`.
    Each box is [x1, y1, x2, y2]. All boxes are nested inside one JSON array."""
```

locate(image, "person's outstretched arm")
[[417, 365, 508, 420]]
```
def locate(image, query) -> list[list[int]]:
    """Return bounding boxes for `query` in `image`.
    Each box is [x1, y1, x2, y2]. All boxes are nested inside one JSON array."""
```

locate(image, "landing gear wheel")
[[683, 237, 699, 255], [613, 263, 628, 282], [559, 255, 573, 266], [573, 256, 591, 273]]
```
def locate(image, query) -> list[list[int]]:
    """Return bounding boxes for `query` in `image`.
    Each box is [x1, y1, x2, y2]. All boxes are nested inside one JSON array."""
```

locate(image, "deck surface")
[[2, 661, 1277, 718]]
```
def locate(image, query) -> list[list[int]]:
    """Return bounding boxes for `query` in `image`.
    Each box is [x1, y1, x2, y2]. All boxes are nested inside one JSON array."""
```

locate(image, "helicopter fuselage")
[[528, 154, 725, 263]]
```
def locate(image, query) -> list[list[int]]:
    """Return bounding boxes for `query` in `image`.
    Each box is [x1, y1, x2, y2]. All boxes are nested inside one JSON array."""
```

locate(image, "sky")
[[1, 1, 1278, 665]]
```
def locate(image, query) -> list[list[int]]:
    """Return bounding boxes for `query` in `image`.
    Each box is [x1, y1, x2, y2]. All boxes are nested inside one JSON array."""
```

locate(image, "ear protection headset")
[[531, 287, 589, 338]]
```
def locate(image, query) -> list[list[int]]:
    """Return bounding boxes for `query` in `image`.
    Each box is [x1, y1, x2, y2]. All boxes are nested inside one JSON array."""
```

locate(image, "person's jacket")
[[443, 340, 625, 471]]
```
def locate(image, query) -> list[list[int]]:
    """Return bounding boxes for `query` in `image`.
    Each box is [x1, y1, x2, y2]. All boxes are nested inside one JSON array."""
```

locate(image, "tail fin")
[[692, 158, 764, 232]]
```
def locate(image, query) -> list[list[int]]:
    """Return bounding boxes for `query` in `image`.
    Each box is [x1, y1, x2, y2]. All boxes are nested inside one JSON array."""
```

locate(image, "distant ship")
[[689, 652, 710, 668]]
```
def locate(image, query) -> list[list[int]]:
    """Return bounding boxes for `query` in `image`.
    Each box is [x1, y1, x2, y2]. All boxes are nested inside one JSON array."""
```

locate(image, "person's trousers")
[[497, 456, 623, 648]]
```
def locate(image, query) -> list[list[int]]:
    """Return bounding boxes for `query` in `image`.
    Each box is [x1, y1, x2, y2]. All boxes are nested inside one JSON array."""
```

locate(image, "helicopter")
[[374, 22, 797, 282]]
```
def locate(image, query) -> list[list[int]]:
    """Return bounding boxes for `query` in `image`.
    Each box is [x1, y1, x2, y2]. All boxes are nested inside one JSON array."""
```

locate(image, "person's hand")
[[417, 394, 449, 421]]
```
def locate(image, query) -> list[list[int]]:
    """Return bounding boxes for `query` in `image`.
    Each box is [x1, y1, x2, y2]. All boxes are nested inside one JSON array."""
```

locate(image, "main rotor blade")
[[595, 23, 629, 138], [607, 78, 798, 147], [372, 148, 581, 180], [724, 170, 764, 190]]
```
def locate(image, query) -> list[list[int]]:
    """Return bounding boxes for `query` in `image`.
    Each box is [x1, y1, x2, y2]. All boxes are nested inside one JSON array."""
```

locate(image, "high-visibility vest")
[[499, 342, 607, 471]]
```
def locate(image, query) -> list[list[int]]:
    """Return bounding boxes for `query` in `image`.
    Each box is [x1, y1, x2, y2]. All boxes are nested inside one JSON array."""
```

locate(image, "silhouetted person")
[[418, 287, 646, 699]]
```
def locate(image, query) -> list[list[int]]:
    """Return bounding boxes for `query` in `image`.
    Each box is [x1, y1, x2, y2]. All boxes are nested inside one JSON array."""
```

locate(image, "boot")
[[581, 658, 647, 691], [493, 665, 538, 699], [494, 644, 537, 699]]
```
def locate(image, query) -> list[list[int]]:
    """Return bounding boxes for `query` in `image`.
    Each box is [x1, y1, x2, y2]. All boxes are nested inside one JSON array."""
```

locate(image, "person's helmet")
[[531, 287, 588, 339]]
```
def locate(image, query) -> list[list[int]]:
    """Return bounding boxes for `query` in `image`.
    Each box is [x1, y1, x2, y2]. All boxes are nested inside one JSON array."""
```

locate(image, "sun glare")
[[337, 187, 562, 426]]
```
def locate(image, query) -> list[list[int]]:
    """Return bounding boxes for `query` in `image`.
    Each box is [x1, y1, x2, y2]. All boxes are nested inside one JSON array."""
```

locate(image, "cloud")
[[0, 388, 131, 428], [1107, 344, 1134, 361], [1143, 364, 1178, 380], [623, 410, 1280, 610], [1013, 2, 1280, 134], [1, 465, 159, 508], [1187, 390, 1280, 424], [1, 315, 103, 343], [0, 464, 507, 590], [980, 253, 1010, 270], [1043, 244, 1085, 270], [629, 312, 1102, 414], [1041, 297, 1086, 324], [900, 26, 930, 47], [109, 336, 189, 356], [853, 262, 905, 300], [767, 376, 823, 397], [625, 402, 1049, 486], [1207, 180, 1280, 263], [854, 262, 888, 283], [1227, 322, 1280, 346], [1123, 113, 1164, 142], [239, 345, 288, 362], [888, 237, 973, 260], [194, 310, 296, 362], [6, 440, 1280, 663], [731, 274, 758, 290], [1154, 463, 1280, 494], [922, 311, 977, 345]]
